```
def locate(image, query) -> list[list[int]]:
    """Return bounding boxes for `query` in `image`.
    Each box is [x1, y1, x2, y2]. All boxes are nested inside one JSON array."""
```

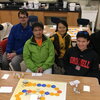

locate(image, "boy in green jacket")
[[23, 22, 55, 74]]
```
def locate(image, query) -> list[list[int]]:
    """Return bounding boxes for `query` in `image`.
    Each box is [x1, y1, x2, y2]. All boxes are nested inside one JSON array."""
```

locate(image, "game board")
[[68, 27, 80, 40], [10, 79, 67, 100], [44, 25, 80, 39]]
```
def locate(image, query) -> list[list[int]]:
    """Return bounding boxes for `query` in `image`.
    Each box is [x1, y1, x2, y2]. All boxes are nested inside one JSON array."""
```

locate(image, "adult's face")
[[18, 14, 28, 25], [33, 27, 43, 39]]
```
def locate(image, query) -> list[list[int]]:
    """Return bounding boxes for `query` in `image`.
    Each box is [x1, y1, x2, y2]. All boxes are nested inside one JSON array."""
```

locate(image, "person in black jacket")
[[90, 31, 100, 68], [64, 31, 99, 79], [90, 30, 100, 83]]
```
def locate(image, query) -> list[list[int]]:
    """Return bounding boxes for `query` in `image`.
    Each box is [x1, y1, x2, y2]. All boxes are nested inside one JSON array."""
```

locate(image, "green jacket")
[[23, 35, 55, 72]]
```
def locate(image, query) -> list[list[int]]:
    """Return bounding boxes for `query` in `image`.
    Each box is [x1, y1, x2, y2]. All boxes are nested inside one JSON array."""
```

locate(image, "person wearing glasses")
[[50, 20, 71, 74], [2, 9, 33, 71], [64, 31, 99, 79], [23, 22, 55, 74]]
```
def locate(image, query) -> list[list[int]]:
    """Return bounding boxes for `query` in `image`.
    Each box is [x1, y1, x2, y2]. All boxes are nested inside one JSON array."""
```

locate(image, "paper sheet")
[[0, 87, 13, 93], [83, 85, 90, 92], [32, 73, 42, 76], [30, 94, 38, 100], [1, 74, 9, 79]]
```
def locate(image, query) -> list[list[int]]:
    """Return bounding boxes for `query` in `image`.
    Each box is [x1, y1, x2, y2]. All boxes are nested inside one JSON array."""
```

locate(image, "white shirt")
[[0, 22, 13, 41]]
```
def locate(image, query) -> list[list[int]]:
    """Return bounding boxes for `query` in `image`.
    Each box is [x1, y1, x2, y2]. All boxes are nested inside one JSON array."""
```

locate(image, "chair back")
[[28, 15, 38, 26], [51, 17, 60, 24], [77, 18, 90, 27]]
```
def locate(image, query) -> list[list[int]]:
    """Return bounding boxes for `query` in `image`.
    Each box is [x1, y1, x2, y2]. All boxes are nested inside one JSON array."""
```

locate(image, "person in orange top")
[[23, 22, 55, 74]]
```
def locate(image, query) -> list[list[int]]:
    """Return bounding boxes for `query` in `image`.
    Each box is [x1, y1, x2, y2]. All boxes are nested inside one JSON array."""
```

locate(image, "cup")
[[63, 1, 67, 8], [34, 3, 39, 9], [69, 3, 76, 11]]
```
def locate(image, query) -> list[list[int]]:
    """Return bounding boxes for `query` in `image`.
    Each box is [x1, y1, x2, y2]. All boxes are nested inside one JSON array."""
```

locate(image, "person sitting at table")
[[63, 31, 99, 79], [2, 9, 33, 71], [0, 23, 13, 69], [0, 22, 13, 41], [50, 20, 72, 74], [23, 22, 55, 74], [90, 30, 100, 83], [90, 31, 100, 65]]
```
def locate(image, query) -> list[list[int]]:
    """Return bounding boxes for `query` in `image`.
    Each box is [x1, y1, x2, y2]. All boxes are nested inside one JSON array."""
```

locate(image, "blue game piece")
[[45, 92, 50, 95], [42, 84, 46, 87], [22, 89, 27, 93], [51, 85, 56, 88], [37, 83, 41, 87]]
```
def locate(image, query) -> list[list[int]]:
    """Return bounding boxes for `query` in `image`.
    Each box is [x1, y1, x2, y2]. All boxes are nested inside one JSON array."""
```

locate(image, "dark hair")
[[32, 22, 44, 31], [0, 24, 4, 30], [18, 9, 28, 17], [76, 31, 90, 40], [55, 20, 68, 32]]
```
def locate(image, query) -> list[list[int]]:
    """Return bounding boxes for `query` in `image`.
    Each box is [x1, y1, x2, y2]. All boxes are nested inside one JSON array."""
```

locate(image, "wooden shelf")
[[0, 10, 80, 26]]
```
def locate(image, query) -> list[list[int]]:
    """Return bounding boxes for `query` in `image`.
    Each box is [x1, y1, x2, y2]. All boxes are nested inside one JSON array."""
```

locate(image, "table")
[[0, 70, 100, 100]]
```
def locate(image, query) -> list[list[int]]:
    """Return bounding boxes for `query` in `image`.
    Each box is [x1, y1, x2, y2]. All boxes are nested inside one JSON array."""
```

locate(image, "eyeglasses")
[[19, 16, 28, 19]]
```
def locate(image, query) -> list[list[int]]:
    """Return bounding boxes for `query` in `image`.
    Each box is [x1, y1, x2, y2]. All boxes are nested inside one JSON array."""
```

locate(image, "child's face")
[[58, 23, 67, 35], [76, 37, 90, 51]]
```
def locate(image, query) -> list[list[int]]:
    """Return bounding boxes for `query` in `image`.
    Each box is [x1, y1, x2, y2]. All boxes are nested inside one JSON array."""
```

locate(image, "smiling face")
[[18, 14, 28, 25], [33, 26, 43, 39], [57, 23, 67, 36], [76, 37, 90, 51]]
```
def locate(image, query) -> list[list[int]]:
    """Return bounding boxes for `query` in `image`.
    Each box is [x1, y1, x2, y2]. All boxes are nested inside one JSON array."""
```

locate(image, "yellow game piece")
[[55, 88, 59, 91], [50, 92, 54, 96], [15, 94, 20, 97], [55, 93, 59, 96], [16, 97, 21, 100], [46, 84, 51, 87], [25, 82, 33, 86], [32, 90, 36, 94], [18, 92, 24, 95], [39, 90, 45, 94], [33, 83, 37, 86], [40, 97, 45, 100], [29, 82, 33, 86]]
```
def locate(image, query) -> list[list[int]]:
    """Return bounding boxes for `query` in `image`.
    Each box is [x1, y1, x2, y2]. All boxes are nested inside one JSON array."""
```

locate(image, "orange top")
[[35, 39, 42, 46]]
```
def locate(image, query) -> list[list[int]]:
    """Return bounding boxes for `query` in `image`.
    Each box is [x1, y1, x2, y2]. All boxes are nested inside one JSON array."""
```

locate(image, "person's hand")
[[84, 25, 92, 35], [86, 27, 92, 35], [37, 67, 44, 73], [7, 53, 16, 60]]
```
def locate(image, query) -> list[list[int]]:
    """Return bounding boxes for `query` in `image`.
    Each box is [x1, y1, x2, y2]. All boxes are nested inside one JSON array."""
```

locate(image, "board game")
[[68, 27, 80, 40], [10, 79, 67, 100]]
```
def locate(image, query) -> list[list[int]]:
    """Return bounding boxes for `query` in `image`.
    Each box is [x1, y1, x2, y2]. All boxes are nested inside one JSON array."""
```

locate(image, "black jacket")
[[50, 32, 71, 58], [90, 31, 100, 63], [64, 46, 99, 78]]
